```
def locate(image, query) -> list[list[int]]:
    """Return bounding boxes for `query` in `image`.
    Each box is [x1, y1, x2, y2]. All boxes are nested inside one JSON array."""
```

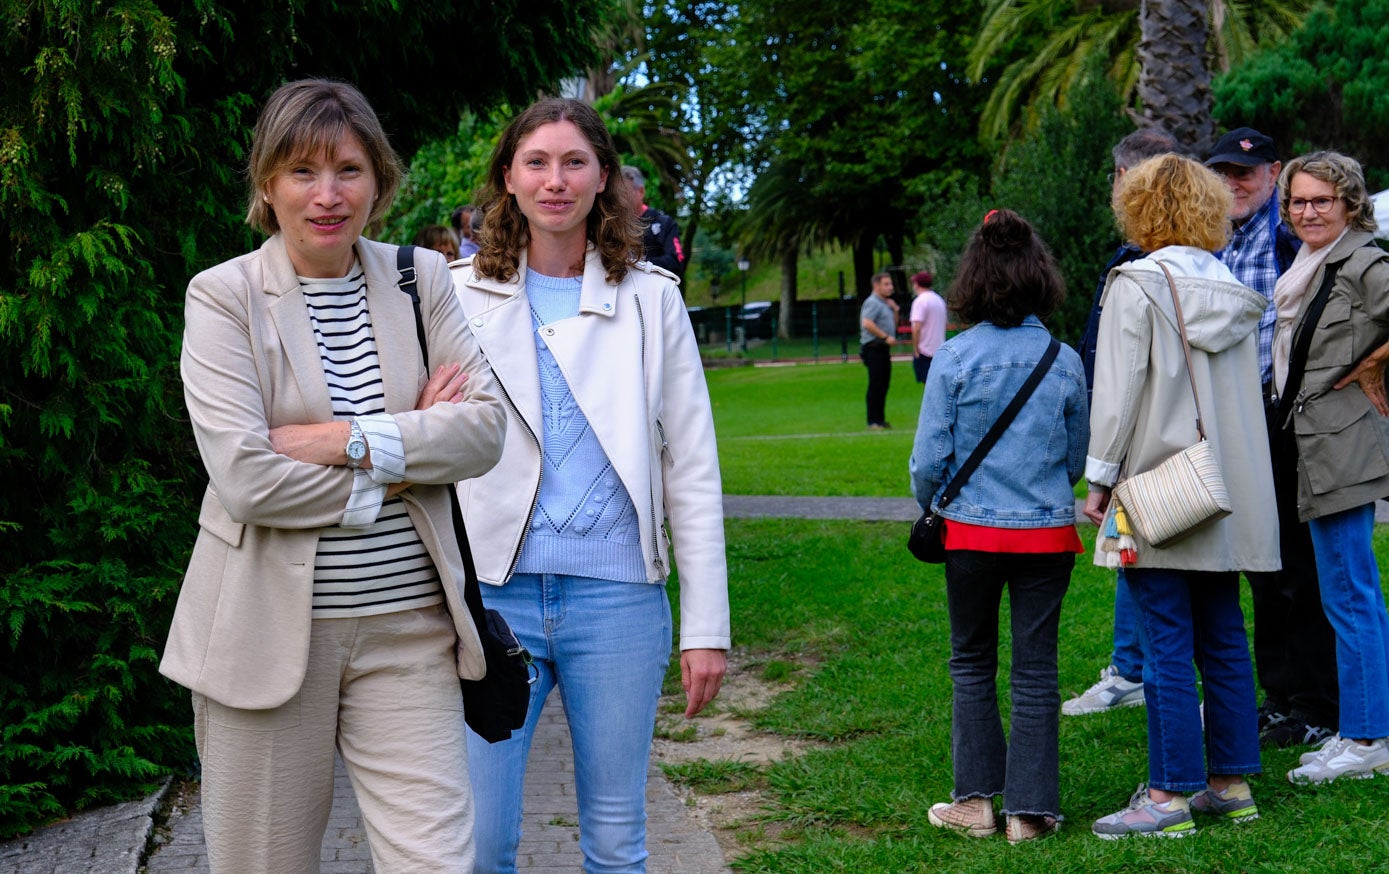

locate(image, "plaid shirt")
[[1216, 191, 1297, 384]]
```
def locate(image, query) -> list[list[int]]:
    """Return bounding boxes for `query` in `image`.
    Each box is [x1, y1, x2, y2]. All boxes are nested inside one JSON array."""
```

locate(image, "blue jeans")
[[1308, 504, 1389, 740], [1111, 568, 1145, 682], [944, 550, 1073, 817], [467, 574, 672, 874], [1125, 569, 1261, 792]]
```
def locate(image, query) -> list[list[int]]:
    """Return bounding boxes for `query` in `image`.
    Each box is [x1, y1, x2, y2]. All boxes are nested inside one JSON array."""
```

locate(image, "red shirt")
[[944, 520, 1084, 554]]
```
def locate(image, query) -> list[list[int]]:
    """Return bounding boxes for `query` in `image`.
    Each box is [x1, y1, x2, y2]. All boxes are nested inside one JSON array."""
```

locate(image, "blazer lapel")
[[261, 236, 334, 422]]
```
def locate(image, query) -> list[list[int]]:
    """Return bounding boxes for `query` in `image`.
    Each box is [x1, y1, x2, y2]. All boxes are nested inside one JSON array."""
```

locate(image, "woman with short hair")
[[1086, 154, 1278, 838], [161, 78, 506, 871], [1272, 151, 1389, 784]]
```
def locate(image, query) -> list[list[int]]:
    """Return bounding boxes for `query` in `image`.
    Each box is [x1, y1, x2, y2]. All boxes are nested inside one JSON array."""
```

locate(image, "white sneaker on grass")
[[1299, 733, 1346, 766], [1288, 737, 1389, 784], [1062, 665, 1145, 716]]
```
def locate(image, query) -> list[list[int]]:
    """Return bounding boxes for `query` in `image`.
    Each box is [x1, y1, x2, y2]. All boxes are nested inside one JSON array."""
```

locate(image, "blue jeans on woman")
[[1308, 503, 1389, 740], [944, 550, 1073, 817], [1111, 569, 1145, 682], [1125, 569, 1261, 792], [466, 574, 672, 874]]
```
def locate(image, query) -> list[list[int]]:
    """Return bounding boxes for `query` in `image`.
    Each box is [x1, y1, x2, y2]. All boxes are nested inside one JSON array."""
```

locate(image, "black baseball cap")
[[1205, 127, 1279, 167]]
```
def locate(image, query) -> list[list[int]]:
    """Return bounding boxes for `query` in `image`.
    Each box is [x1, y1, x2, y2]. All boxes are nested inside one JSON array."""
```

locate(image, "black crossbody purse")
[[397, 245, 536, 743], [908, 337, 1061, 562]]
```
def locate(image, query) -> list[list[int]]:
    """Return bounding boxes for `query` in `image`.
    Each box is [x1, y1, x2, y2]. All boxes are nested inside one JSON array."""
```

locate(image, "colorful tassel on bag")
[[1096, 498, 1139, 567], [1113, 502, 1138, 566]]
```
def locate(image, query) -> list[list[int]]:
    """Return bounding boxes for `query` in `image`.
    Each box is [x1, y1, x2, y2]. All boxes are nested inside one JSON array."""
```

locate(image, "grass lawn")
[[709, 358, 922, 497], [671, 361, 1389, 871]]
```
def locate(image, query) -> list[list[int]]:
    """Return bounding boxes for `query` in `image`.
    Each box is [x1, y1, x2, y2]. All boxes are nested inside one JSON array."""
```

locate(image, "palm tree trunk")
[[1136, 0, 1215, 151], [778, 248, 798, 339]]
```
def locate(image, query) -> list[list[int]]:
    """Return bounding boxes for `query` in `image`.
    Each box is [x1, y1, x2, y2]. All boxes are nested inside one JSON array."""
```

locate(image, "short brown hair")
[[950, 209, 1065, 327], [473, 98, 641, 284], [1279, 151, 1378, 233], [1112, 154, 1231, 252], [245, 79, 404, 235]]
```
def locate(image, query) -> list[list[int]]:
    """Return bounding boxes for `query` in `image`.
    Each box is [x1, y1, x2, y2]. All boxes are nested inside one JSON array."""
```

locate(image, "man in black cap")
[[1206, 127, 1338, 751]]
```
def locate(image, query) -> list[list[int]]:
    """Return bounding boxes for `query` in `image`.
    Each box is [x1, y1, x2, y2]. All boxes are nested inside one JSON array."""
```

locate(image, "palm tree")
[[969, 0, 1311, 143], [732, 161, 833, 339]]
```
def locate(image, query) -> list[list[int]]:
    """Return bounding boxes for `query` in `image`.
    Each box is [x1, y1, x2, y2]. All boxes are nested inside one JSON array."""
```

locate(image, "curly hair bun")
[[981, 209, 1031, 251]]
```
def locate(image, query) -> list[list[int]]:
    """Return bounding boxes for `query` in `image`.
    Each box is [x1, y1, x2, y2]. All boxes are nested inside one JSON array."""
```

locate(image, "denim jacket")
[[910, 317, 1088, 528]]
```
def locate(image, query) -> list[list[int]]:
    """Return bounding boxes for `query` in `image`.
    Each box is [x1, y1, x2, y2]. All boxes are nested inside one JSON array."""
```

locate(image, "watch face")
[[347, 438, 367, 462]]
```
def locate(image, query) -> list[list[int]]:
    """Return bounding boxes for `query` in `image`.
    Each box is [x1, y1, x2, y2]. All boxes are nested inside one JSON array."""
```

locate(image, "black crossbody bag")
[[908, 337, 1061, 562], [397, 245, 536, 743]]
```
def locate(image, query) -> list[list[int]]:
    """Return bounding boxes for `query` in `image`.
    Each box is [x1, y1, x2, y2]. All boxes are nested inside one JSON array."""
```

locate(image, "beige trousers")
[[193, 604, 473, 873]]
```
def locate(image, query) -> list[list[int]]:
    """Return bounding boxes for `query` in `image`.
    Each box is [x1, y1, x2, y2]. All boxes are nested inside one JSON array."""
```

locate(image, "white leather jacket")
[[451, 248, 730, 651]]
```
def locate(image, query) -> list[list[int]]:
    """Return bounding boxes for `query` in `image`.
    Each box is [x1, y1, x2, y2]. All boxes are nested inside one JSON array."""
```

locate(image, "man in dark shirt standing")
[[620, 166, 685, 279]]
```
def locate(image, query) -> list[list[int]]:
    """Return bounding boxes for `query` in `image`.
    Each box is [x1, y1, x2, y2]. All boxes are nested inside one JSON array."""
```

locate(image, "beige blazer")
[[160, 235, 506, 710]]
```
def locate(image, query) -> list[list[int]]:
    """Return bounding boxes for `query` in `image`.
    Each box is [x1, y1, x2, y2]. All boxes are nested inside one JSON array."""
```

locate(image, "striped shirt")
[[300, 264, 442, 618]]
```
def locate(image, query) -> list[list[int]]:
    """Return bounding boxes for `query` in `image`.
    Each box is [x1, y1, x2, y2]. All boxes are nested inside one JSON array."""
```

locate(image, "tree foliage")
[[991, 69, 1133, 342], [0, 0, 607, 837], [722, 0, 990, 297], [1213, 0, 1389, 189]]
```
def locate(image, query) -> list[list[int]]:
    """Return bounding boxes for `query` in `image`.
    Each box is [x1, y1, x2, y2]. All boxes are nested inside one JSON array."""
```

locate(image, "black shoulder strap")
[[1275, 256, 1350, 427], [936, 337, 1061, 510], [396, 243, 488, 629], [396, 244, 430, 366]]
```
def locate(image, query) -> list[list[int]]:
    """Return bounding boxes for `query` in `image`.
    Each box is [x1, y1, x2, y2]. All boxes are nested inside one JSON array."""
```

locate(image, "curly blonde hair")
[[1279, 151, 1378, 233], [472, 99, 642, 284], [1112, 154, 1232, 252]]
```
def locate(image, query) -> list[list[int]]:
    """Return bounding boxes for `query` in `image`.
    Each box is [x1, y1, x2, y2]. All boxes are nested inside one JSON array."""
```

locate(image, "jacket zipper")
[[634, 294, 665, 578], [490, 368, 543, 582]]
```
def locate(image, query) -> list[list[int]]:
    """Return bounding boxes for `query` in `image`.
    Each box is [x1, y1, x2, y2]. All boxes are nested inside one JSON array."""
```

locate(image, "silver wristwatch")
[[345, 418, 368, 469]]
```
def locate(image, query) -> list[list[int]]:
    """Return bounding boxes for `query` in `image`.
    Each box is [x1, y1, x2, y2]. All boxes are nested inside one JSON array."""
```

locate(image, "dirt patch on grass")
[[651, 650, 819, 861]]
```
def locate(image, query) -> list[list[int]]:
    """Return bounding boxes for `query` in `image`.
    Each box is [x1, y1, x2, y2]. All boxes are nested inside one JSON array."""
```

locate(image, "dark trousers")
[[1245, 412, 1340, 728], [944, 550, 1073, 816], [913, 354, 933, 384], [860, 341, 892, 425]]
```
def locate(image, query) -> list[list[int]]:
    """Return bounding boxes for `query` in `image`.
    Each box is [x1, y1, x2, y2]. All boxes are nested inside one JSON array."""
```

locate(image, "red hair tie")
[[983, 209, 999, 224]]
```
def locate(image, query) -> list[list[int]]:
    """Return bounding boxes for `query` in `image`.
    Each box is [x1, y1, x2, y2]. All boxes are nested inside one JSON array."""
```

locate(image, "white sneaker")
[[1062, 665, 1145, 716], [1288, 737, 1389, 784], [1299, 733, 1346, 766]]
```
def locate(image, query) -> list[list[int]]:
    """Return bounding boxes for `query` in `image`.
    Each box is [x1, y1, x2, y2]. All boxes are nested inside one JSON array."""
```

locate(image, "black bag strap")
[[1274, 256, 1350, 428], [935, 336, 1060, 511], [396, 244, 488, 632], [397, 244, 430, 364]]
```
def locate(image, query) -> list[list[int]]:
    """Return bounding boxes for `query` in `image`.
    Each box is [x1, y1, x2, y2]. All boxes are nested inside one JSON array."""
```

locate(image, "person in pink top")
[[910, 270, 947, 384]]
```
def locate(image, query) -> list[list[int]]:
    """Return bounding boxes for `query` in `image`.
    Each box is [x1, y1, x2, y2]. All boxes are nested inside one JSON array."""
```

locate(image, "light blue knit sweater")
[[514, 270, 646, 583]]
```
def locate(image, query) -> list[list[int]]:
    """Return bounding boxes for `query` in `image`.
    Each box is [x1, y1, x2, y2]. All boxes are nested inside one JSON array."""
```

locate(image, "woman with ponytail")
[[910, 209, 1087, 844]]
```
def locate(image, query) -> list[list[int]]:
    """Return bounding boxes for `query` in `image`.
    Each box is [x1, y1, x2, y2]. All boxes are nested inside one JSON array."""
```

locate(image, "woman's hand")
[[1334, 340, 1389, 416], [417, 363, 468, 410], [1084, 484, 1112, 526], [680, 648, 727, 718]]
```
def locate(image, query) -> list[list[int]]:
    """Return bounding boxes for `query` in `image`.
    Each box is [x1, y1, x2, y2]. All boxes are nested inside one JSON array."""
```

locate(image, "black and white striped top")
[[301, 265, 442, 618]]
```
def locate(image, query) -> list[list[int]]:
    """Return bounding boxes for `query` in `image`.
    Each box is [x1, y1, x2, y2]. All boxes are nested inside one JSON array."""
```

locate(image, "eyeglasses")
[[1288, 196, 1339, 215]]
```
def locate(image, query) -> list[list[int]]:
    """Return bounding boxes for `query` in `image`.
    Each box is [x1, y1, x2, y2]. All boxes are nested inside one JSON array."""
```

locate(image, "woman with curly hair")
[[450, 97, 730, 873], [911, 209, 1088, 844], [1085, 153, 1278, 838]]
